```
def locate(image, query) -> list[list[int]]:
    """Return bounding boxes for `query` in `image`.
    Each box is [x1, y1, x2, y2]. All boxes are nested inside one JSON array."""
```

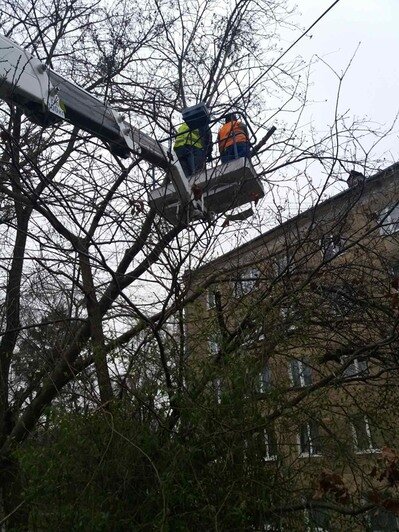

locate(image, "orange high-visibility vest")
[[218, 120, 248, 153]]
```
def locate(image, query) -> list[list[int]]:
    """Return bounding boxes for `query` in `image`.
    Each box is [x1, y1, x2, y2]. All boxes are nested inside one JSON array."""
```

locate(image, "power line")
[[231, 0, 343, 109]]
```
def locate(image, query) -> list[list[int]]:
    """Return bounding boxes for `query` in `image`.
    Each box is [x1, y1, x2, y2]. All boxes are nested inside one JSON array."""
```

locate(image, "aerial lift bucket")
[[148, 156, 264, 225]]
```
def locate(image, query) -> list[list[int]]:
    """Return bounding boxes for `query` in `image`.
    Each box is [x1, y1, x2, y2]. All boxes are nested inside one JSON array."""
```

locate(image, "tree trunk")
[[78, 249, 113, 405]]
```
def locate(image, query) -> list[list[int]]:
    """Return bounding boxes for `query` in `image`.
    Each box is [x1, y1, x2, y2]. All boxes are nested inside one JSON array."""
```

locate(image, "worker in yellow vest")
[[174, 122, 212, 177], [218, 113, 250, 163]]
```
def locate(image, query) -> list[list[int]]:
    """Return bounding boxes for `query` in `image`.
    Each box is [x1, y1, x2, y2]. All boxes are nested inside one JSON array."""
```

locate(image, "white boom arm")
[[0, 34, 192, 206]]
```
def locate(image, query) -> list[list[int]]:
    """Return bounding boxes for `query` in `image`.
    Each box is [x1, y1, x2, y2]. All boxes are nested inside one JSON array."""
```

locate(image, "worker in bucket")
[[173, 122, 212, 177], [218, 113, 250, 163]]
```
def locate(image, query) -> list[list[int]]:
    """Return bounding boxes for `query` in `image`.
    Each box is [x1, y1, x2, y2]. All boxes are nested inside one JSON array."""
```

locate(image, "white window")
[[242, 326, 263, 349], [207, 289, 217, 309], [214, 378, 222, 404], [281, 304, 298, 331], [290, 358, 312, 387], [234, 267, 260, 297], [379, 204, 399, 235], [342, 356, 368, 378], [298, 421, 321, 456], [246, 426, 278, 462], [260, 524, 274, 531], [273, 253, 293, 277], [305, 507, 330, 531], [368, 507, 399, 531], [208, 335, 219, 356], [249, 324, 265, 344], [320, 234, 346, 260], [351, 414, 380, 453], [260, 521, 282, 531], [259, 360, 272, 392], [390, 274, 399, 311], [263, 426, 278, 461], [327, 285, 357, 317]]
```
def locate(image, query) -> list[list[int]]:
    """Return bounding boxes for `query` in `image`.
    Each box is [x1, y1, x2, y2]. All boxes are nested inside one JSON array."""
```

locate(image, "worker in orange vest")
[[217, 113, 250, 164]]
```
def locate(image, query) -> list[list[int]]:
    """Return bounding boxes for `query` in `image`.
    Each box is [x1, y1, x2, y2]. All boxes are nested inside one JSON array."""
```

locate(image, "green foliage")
[[19, 409, 162, 530], [16, 396, 294, 530]]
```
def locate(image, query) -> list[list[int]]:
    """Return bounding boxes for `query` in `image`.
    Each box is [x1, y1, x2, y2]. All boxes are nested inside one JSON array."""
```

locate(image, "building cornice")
[[191, 162, 399, 276]]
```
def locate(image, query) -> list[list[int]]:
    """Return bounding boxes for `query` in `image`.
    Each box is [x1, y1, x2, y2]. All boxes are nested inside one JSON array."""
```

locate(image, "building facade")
[[184, 163, 399, 531]]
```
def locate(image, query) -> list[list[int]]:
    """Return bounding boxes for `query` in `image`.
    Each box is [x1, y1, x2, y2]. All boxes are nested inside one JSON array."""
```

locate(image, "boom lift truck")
[[0, 34, 266, 224]]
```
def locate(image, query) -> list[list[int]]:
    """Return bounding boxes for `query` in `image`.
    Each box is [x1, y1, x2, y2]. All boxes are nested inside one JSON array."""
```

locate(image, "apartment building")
[[184, 163, 399, 531]]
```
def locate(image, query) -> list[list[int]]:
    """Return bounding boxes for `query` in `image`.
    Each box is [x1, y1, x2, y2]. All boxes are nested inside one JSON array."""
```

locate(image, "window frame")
[[273, 252, 294, 278], [243, 426, 278, 464], [350, 413, 380, 454], [342, 356, 369, 378], [368, 506, 399, 531], [316, 282, 360, 319], [320, 234, 346, 260], [281, 303, 300, 331], [208, 335, 219, 356], [213, 377, 222, 404], [290, 358, 313, 387], [263, 426, 278, 461], [298, 421, 322, 457], [259, 359, 272, 392], [233, 266, 260, 297], [379, 204, 399, 236], [305, 506, 331, 532], [207, 289, 217, 310]]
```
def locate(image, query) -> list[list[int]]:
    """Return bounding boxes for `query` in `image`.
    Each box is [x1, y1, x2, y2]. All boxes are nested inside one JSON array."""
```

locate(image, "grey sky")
[[292, 0, 399, 161]]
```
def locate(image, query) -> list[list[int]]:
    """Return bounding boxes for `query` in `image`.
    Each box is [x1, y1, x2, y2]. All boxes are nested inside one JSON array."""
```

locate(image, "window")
[[273, 253, 293, 277], [320, 234, 346, 260], [241, 323, 264, 348], [342, 356, 368, 378], [234, 267, 260, 297], [379, 204, 399, 235], [248, 426, 278, 462], [281, 304, 299, 331], [351, 414, 379, 453], [320, 283, 359, 318], [306, 507, 330, 531], [208, 335, 219, 356], [263, 426, 278, 461], [214, 378, 222, 404], [389, 270, 399, 310], [290, 358, 312, 387], [299, 421, 321, 456], [259, 360, 272, 392], [253, 324, 265, 343], [207, 289, 217, 309], [368, 507, 399, 531], [261, 521, 282, 531]]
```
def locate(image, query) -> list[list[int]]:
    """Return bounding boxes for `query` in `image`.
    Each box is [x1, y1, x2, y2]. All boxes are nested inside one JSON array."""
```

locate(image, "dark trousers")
[[174, 146, 206, 177], [221, 142, 251, 164]]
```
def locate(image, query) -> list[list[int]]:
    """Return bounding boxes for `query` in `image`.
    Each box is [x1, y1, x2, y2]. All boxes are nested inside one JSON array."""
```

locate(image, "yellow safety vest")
[[174, 123, 203, 149]]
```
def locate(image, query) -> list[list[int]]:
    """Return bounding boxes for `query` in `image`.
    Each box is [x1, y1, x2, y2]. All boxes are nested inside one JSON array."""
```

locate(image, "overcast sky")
[[221, 1, 399, 251], [290, 0, 399, 163]]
